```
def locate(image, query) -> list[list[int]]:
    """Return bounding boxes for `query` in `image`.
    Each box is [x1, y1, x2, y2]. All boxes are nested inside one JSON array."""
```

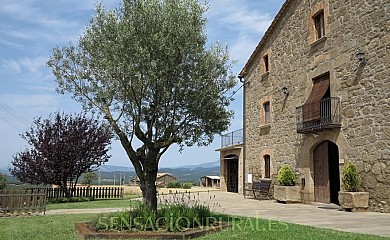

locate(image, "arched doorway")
[[313, 140, 340, 204], [224, 154, 239, 193]]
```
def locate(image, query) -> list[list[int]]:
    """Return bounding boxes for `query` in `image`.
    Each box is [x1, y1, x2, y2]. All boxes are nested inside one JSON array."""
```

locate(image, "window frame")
[[313, 10, 325, 40]]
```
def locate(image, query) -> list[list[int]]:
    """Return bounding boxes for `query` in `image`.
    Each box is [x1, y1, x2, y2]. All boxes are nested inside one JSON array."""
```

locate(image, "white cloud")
[[0, 60, 22, 74], [207, 0, 273, 35], [0, 0, 78, 29], [0, 56, 48, 76], [0, 93, 58, 109], [230, 34, 262, 64]]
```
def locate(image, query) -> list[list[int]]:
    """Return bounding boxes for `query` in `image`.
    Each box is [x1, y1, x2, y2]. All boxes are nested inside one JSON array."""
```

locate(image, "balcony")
[[296, 97, 341, 134], [221, 128, 243, 148]]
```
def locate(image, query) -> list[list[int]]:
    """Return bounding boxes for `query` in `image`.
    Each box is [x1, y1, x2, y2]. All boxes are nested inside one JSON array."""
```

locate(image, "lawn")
[[45, 195, 140, 210], [0, 213, 389, 240]]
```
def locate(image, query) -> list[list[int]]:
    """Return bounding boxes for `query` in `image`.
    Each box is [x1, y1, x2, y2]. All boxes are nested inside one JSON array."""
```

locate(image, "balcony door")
[[303, 73, 330, 123], [313, 140, 340, 204]]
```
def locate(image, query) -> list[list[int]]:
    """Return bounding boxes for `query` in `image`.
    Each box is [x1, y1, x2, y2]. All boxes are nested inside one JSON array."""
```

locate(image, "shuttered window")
[[302, 74, 330, 122]]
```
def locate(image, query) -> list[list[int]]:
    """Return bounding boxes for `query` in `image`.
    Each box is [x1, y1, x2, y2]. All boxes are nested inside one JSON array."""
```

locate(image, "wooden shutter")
[[303, 75, 329, 122]]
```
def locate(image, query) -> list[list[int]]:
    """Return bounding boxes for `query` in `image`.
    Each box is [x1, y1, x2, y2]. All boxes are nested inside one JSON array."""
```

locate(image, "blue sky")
[[0, 0, 284, 169]]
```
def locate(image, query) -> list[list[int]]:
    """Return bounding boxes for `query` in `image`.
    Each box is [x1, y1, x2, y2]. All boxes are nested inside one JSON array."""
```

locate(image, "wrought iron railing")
[[296, 97, 341, 133], [221, 128, 243, 147]]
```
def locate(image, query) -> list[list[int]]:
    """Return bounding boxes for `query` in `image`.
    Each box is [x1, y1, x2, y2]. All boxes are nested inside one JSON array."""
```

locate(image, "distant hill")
[[1, 160, 220, 184], [159, 166, 219, 182], [97, 160, 219, 172], [96, 166, 219, 183], [0, 168, 9, 175], [179, 160, 219, 169], [96, 161, 220, 182], [99, 165, 134, 172]]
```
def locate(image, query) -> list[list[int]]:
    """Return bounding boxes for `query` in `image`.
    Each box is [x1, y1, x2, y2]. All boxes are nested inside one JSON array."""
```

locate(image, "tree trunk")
[[61, 183, 71, 198], [138, 152, 159, 213], [140, 177, 158, 212]]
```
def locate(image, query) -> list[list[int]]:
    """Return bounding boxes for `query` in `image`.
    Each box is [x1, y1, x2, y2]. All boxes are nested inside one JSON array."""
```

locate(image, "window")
[[302, 73, 330, 122], [264, 102, 271, 124], [264, 155, 271, 178], [263, 54, 269, 72], [313, 10, 325, 39]]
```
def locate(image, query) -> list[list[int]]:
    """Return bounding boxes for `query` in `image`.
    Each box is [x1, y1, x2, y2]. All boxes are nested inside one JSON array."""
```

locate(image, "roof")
[[156, 173, 176, 179], [201, 176, 220, 180], [239, 0, 294, 77]]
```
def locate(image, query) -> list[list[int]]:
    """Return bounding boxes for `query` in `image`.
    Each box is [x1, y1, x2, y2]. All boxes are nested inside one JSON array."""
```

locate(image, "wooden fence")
[[31, 186, 124, 200], [0, 189, 47, 215]]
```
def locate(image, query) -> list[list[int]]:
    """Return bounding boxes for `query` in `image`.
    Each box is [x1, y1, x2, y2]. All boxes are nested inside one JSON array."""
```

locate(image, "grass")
[[0, 213, 388, 240], [0, 213, 94, 240], [46, 195, 140, 211]]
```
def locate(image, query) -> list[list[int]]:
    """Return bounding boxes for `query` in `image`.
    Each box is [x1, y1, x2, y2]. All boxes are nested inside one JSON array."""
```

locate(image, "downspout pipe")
[[238, 75, 246, 198]]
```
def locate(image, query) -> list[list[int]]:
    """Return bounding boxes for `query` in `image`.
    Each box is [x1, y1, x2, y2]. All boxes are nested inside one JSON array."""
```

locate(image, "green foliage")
[[46, 195, 140, 211], [166, 181, 182, 188], [0, 173, 7, 189], [165, 181, 193, 189], [81, 172, 99, 186], [48, 196, 95, 204], [341, 162, 361, 192], [181, 182, 193, 189], [162, 204, 211, 231], [277, 165, 296, 186]]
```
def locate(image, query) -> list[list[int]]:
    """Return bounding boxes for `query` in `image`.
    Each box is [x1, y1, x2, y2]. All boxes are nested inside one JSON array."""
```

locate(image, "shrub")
[[181, 182, 193, 189], [0, 174, 7, 190], [91, 203, 212, 232], [90, 191, 219, 233], [277, 165, 296, 186], [341, 162, 361, 192], [166, 181, 181, 188], [48, 196, 94, 203], [81, 172, 99, 186]]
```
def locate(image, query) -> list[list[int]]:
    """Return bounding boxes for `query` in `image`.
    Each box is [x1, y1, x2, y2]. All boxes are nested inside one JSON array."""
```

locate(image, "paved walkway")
[[46, 191, 390, 237]]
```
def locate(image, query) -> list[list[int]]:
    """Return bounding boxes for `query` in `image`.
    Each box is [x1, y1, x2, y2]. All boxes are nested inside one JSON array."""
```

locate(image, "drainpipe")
[[238, 75, 246, 198]]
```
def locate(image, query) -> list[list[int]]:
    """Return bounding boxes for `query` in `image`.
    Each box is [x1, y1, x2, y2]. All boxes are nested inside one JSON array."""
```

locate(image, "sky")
[[0, 0, 285, 170]]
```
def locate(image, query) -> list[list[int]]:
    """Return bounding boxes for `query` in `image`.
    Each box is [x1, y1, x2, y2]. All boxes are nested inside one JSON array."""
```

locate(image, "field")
[[0, 212, 387, 240]]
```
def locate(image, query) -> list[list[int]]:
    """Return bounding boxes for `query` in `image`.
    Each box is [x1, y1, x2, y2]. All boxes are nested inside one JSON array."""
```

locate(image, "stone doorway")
[[313, 140, 340, 204], [225, 154, 239, 193]]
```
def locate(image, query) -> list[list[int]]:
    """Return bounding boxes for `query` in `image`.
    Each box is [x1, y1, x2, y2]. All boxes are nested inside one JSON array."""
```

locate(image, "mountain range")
[[98, 160, 220, 182], [98, 160, 220, 172], [1, 160, 220, 183]]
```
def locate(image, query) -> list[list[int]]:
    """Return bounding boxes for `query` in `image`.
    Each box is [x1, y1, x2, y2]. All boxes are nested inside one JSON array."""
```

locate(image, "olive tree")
[[47, 0, 235, 212]]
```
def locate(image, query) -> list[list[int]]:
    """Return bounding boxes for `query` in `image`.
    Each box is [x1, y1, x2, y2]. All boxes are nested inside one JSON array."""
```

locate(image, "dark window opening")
[[264, 155, 270, 178], [263, 54, 269, 72], [264, 102, 271, 124], [313, 10, 325, 39]]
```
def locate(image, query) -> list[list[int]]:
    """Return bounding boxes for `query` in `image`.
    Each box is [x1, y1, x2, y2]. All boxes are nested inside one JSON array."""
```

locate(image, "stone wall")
[[243, 0, 389, 212]]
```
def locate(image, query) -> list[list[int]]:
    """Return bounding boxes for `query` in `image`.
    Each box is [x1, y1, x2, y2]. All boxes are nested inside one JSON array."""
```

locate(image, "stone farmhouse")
[[218, 0, 389, 212]]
